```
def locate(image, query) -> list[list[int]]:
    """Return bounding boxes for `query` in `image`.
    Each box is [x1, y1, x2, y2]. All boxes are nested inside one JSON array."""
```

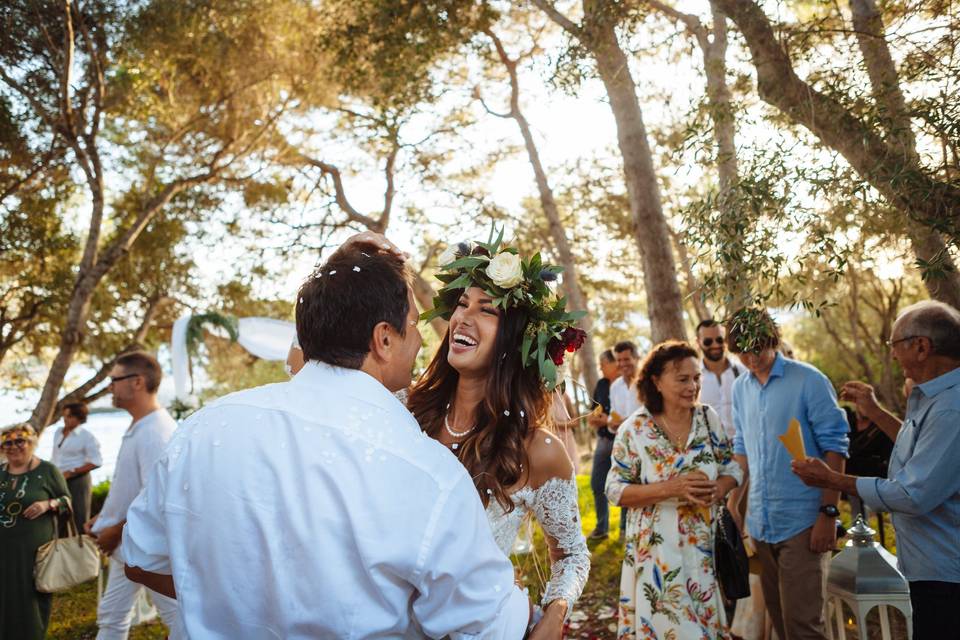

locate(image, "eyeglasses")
[[701, 337, 724, 347], [886, 335, 921, 348], [0, 438, 27, 449], [109, 373, 140, 384]]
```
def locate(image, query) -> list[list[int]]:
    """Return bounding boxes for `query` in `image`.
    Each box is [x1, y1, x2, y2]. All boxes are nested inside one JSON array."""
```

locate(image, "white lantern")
[[826, 515, 912, 640]]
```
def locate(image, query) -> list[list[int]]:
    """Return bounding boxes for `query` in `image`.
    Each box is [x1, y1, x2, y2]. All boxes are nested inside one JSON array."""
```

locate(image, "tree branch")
[[530, 0, 583, 38]]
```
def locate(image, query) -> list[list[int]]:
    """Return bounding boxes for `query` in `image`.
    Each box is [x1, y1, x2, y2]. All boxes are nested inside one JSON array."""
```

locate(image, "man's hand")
[[840, 382, 881, 420], [791, 457, 836, 490], [339, 231, 408, 261], [96, 522, 124, 555], [810, 513, 838, 553], [586, 411, 608, 430], [84, 514, 98, 536], [63, 469, 75, 480]]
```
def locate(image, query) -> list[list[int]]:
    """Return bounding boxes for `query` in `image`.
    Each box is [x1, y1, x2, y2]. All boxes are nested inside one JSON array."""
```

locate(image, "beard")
[[703, 349, 725, 362]]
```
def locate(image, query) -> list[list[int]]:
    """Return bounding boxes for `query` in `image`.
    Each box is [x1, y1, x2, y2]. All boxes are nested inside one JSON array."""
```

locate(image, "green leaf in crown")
[[421, 226, 588, 389]]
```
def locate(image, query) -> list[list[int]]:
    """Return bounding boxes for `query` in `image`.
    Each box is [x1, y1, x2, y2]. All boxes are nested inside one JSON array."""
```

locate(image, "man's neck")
[[913, 359, 960, 385], [620, 373, 635, 386], [702, 356, 729, 375], [127, 399, 161, 424], [451, 374, 485, 427]]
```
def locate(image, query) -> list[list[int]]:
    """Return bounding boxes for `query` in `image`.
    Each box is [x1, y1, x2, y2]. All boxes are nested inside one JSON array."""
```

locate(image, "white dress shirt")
[[123, 362, 529, 640], [50, 425, 103, 473], [610, 376, 641, 423], [92, 409, 176, 536], [699, 357, 743, 438]]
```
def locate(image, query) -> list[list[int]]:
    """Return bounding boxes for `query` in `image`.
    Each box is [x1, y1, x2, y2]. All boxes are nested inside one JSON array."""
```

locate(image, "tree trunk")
[[582, 0, 688, 343], [482, 30, 599, 392], [712, 0, 960, 307], [847, 0, 960, 307]]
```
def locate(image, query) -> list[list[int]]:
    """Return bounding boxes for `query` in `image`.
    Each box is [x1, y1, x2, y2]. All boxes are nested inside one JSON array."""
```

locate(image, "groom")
[[122, 238, 531, 638]]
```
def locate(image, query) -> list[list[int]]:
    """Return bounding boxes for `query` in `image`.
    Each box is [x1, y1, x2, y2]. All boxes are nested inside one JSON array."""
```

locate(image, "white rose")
[[486, 251, 523, 288], [437, 245, 458, 267]]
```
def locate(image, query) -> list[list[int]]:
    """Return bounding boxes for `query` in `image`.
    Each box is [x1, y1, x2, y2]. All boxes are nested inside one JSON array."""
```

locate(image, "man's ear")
[[368, 321, 394, 362]]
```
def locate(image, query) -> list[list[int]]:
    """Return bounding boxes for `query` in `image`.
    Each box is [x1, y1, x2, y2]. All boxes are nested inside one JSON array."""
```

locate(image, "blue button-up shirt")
[[857, 366, 960, 583], [733, 353, 850, 543]]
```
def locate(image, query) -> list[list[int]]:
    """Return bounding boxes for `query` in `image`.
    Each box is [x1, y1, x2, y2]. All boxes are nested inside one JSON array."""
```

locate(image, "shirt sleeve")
[[411, 475, 529, 640], [605, 416, 641, 506], [732, 382, 746, 456], [857, 409, 960, 516], [85, 430, 103, 467], [123, 450, 172, 574], [705, 406, 743, 486], [803, 370, 850, 456]]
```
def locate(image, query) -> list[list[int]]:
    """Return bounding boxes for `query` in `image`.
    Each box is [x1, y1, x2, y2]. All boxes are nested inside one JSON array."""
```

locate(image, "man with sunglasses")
[[696, 319, 742, 439], [86, 351, 184, 640], [793, 300, 960, 639]]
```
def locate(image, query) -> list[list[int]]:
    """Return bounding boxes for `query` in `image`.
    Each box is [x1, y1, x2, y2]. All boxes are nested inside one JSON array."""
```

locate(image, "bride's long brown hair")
[[407, 303, 552, 512]]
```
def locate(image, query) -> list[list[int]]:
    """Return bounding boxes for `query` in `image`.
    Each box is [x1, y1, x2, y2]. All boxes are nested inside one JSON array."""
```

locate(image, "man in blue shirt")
[[726, 308, 849, 640], [794, 300, 960, 640]]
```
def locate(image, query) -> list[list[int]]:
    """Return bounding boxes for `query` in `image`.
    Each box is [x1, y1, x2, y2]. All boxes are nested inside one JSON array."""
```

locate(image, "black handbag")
[[701, 406, 751, 600]]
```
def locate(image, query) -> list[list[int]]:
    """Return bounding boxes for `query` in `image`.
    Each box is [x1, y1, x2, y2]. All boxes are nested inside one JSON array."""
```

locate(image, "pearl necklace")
[[444, 405, 474, 450]]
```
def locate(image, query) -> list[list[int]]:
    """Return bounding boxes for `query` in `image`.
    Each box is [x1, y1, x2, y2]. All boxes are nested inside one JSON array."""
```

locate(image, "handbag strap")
[[699, 406, 732, 529]]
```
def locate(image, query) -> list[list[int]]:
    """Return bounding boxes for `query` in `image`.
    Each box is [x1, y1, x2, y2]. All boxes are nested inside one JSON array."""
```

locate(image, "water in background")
[[36, 411, 134, 485]]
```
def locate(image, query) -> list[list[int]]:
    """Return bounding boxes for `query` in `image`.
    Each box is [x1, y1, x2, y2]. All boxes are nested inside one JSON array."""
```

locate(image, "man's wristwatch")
[[819, 504, 840, 517]]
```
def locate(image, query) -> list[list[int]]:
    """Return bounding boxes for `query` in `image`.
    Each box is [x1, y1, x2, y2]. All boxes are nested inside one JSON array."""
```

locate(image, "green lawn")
[[49, 474, 895, 640]]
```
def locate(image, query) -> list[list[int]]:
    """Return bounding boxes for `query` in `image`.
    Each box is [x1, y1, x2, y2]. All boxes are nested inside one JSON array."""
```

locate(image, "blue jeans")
[[591, 436, 614, 534]]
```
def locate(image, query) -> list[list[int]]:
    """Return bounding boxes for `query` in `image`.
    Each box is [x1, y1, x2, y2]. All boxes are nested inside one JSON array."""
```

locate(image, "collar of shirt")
[[916, 365, 960, 399]]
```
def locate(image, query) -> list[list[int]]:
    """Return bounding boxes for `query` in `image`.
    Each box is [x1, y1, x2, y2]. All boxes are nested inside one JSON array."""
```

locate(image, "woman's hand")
[[23, 499, 54, 520], [528, 601, 567, 640], [338, 231, 408, 261], [669, 471, 716, 506], [712, 475, 739, 505]]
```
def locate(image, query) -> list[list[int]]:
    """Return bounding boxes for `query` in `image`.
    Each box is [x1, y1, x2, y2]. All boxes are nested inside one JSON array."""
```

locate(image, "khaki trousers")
[[754, 527, 829, 640]]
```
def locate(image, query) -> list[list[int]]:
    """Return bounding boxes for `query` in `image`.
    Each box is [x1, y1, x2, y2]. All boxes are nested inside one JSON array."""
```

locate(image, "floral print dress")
[[605, 405, 743, 640]]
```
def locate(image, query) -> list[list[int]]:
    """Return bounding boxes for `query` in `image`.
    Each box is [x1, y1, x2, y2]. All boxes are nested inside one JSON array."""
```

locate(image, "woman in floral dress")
[[606, 341, 743, 639]]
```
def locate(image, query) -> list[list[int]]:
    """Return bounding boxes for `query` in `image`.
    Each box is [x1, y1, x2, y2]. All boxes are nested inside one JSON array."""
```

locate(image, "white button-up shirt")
[[50, 425, 103, 473], [92, 409, 176, 535], [699, 358, 743, 438], [610, 376, 642, 422], [123, 362, 529, 639]]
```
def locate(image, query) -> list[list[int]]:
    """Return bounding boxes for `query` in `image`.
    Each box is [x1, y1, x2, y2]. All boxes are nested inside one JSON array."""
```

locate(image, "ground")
[[49, 474, 896, 639]]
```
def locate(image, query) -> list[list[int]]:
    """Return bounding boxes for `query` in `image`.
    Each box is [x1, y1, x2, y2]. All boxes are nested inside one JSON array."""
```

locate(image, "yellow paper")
[[778, 418, 807, 461], [591, 404, 604, 417], [610, 411, 623, 423]]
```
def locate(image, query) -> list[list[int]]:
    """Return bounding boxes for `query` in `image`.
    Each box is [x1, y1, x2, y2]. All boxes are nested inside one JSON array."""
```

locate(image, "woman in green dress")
[[1, 423, 71, 640]]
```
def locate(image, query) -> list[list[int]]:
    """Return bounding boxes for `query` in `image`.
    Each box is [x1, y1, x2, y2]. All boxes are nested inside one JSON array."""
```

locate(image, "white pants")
[[96, 549, 185, 640]]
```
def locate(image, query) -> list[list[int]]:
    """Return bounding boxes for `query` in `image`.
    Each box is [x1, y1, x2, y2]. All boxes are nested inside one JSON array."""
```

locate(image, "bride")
[[349, 231, 591, 638]]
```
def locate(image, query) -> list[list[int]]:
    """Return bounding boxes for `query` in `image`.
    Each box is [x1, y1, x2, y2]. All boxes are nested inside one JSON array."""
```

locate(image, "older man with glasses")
[[793, 300, 960, 640]]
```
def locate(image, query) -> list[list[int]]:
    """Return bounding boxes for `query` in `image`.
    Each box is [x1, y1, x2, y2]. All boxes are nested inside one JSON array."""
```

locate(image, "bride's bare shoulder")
[[525, 427, 575, 489]]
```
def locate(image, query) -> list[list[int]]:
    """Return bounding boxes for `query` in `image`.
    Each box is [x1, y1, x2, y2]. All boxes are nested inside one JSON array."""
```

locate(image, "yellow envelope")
[[778, 418, 807, 461]]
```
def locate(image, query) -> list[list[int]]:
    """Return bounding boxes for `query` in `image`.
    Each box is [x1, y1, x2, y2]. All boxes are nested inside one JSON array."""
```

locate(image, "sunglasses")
[[0, 438, 28, 449], [109, 373, 140, 384], [701, 337, 724, 347]]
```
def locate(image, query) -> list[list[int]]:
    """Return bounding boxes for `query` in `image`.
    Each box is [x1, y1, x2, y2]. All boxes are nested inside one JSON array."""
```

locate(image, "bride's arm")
[[527, 431, 591, 632]]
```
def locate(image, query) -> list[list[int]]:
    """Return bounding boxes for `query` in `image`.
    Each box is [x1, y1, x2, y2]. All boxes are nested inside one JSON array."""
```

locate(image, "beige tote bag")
[[34, 505, 101, 593]]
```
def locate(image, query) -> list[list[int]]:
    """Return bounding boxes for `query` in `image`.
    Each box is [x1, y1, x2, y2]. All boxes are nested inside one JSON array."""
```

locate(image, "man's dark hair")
[[695, 319, 719, 334], [64, 402, 89, 424], [600, 349, 615, 363], [725, 308, 780, 354], [297, 246, 411, 369], [115, 351, 163, 393], [614, 340, 638, 357]]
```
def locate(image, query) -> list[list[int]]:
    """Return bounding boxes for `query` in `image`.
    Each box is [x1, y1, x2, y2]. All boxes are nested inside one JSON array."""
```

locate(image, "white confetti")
[[545, 437, 552, 444], [353, 266, 361, 272], [520, 410, 525, 418], [329, 270, 337, 275]]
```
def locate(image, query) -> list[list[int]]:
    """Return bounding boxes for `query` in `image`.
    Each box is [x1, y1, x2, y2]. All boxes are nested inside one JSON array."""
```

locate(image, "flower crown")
[[421, 228, 587, 389]]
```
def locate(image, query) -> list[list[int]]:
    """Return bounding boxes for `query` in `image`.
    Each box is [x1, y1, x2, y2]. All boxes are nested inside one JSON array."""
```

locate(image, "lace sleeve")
[[530, 475, 591, 614]]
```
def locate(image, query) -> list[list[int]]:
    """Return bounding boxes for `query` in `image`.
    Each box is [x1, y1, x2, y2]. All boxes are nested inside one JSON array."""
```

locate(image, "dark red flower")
[[547, 338, 566, 365], [561, 327, 587, 352]]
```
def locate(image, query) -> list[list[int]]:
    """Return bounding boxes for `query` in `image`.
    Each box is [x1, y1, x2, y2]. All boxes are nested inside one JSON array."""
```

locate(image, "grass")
[[48, 474, 897, 640]]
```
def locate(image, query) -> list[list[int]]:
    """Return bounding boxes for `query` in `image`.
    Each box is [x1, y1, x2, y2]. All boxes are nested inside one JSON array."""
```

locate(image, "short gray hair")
[[896, 301, 960, 358]]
